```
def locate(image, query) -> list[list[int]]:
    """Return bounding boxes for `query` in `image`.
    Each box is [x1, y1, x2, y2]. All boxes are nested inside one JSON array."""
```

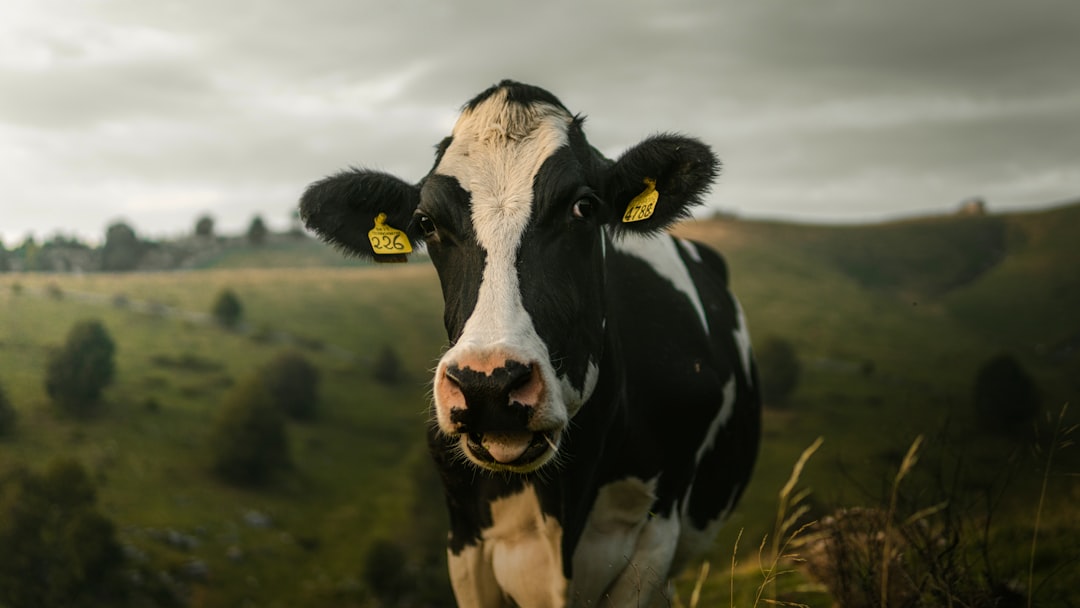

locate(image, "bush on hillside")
[[757, 336, 800, 406], [211, 288, 243, 329], [44, 320, 116, 415], [210, 374, 290, 485], [373, 344, 406, 386], [364, 539, 410, 606], [973, 353, 1040, 434], [247, 215, 268, 246], [260, 351, 320, 421], [0, 459, 128, 607], [194, 215, 215, 238], [0, 382, 16, 437], [101, 221, 144, 271]]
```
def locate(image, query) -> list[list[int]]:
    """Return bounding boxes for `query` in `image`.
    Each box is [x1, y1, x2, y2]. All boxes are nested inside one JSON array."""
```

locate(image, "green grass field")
[[1, 204, 1077, 606]]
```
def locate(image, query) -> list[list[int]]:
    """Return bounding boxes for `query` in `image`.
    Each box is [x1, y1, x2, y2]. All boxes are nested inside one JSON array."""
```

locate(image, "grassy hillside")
[[1, 202, 1077, 606]]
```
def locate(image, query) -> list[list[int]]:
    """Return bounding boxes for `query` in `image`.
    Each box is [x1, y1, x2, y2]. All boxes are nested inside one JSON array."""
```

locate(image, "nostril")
[[504, 362, 533, 392], [444, 366, 463, 388]]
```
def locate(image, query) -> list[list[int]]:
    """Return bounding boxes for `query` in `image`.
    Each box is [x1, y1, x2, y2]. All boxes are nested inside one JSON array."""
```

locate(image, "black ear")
[[604, 135, 719, 235], [299, 169, 422, 262]]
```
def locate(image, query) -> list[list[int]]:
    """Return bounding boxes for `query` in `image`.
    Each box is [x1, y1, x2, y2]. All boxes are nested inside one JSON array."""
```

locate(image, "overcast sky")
[[2, 0, 1078, 245]]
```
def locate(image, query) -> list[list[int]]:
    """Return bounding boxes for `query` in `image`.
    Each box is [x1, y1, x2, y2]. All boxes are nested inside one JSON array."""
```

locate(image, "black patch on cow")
[[433, 136, 453, 168], [514, 146, 606, 394], [418, 174, 486, 341], [464, 79, 571, 115]]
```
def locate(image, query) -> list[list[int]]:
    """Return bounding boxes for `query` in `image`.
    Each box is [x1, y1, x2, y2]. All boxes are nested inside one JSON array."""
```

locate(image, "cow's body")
[[300, 81, 760, 607]]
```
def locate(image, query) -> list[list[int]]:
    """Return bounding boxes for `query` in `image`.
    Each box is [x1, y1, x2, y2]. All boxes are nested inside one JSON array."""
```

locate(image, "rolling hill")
[[1, 201, 1077, 606]]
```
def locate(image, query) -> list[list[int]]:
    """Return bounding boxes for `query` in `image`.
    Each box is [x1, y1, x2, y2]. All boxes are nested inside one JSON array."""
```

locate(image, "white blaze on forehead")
[[436, 88, 572, 254], [432, 89, 583, 428]]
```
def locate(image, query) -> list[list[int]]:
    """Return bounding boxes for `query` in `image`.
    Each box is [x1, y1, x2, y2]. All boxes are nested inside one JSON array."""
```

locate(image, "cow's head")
[[300, 80, 718, 473]]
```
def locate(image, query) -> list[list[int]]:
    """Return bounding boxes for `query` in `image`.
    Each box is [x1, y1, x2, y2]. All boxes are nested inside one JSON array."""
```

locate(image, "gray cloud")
[[1, 0, 1078, 244]]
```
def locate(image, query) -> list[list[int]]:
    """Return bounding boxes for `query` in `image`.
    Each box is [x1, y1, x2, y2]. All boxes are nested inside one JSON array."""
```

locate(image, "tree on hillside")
[[101, 221, 144, 271], [973, 353, 1040, 434], [0, 382, 16, 437], [247, 215, 268, 246], [194, 215, 215, 238], [210, 374, 290, 485], [373, 344, 406, 386], [260, 351, 320, 421], [45, 320, 116, 415], [211, 288, 244, 329], [757, 336, 800, 406], [0, 459, 128, 607]]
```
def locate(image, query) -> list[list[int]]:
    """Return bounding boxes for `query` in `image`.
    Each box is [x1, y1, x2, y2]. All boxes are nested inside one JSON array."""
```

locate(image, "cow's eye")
[[416, 214, 437, 237], [572, 198, 595, 220]]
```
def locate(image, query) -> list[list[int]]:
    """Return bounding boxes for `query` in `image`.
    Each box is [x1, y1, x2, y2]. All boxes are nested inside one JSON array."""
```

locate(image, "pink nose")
[[435, 353, 546, 434]]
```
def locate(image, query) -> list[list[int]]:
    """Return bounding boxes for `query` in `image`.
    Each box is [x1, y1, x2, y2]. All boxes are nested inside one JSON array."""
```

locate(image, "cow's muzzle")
[[435, 356, 560, 471]]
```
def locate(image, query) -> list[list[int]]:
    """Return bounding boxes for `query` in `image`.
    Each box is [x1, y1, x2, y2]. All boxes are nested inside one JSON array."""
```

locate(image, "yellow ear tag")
[[622, 178, 659, 223], [368, 213, 413, 255]]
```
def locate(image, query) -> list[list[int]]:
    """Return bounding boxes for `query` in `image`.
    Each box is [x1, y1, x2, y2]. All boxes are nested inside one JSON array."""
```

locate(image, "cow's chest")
[[449, 484, 566, 607]]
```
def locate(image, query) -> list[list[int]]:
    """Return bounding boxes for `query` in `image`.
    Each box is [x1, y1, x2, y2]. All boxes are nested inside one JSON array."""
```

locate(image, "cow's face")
[[300, 80, 718, 473]]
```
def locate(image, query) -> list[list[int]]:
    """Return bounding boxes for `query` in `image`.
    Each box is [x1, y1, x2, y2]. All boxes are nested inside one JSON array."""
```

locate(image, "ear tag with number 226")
[[622, 178, 658, 223], [368, 213, 412, 255]]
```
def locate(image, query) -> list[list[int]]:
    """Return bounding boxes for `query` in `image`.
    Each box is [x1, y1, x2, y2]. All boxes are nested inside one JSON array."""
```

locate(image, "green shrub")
[[757, 336, 800, 406], [364, 539, 410, 606], [261, 351, 320, 421], [373, 344, 406, 386], [973, 353, 1041, 434], [211, 288, 243, 329], [247, 215, 268, 246], [101, 221, 144, 271], [0, 459, 128, 607], [0, 382, 15, 437], [210, 374, 290, 485], [45, 320, 116, 415]]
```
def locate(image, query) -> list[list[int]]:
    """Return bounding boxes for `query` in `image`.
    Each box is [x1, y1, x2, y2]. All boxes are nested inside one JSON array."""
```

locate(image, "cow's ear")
[[603, 135, 719, 235], [299, 169, 422, 262]]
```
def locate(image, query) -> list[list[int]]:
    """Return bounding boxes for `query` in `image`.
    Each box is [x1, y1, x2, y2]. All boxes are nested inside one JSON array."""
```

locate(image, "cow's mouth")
[[463, 430, 558, 471]]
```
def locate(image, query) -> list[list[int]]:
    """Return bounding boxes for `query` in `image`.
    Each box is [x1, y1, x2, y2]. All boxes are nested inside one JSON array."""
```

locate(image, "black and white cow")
[[300, 80, 760, 607]]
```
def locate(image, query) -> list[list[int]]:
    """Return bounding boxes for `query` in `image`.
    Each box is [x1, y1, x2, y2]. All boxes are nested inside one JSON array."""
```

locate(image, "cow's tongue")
[[481, 431, 534, 463]]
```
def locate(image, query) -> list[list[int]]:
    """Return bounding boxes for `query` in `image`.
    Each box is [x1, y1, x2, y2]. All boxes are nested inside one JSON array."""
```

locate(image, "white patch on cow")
[[677, 237, 703, 263], [602, 506, 681, 607], [693, 374, 736, 467], [671, 484, 740, 575], [488, 484, 566, 607], [665, 376, 738, 575], [612, 233, 709, 335], [448, 543, 505, 608], [568, 476, 662, 605], [732, 296, 753, 386], [560, 359, 600, 419], [432, 90, 583, 436]]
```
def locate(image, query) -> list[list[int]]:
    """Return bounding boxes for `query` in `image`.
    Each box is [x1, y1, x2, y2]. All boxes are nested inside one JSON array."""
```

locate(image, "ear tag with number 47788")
[[368, 213, 413, 255], [622, 178, 659, 223]]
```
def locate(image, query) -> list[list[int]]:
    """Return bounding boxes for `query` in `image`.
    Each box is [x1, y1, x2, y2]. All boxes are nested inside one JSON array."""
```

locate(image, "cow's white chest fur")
[[449, 484, 566, 608]]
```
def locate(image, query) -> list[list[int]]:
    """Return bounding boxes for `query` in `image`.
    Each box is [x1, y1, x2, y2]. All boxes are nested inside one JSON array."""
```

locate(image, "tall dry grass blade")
[[882, 434, 924, 608], [731, 527, 743, 608], [1029, 402, 1070, 608], [689, 560, 710, 608], [760, 437, 823, 604]]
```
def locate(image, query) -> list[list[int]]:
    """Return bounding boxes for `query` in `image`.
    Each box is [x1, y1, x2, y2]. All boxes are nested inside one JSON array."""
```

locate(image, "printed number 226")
[[371, 234, 404, 250]]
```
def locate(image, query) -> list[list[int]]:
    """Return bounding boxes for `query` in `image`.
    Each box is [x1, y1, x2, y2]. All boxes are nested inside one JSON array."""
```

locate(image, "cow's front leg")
[[566, 477, 679, 608], [450, 484, 567, 608], [448, 542, 509, 607]]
